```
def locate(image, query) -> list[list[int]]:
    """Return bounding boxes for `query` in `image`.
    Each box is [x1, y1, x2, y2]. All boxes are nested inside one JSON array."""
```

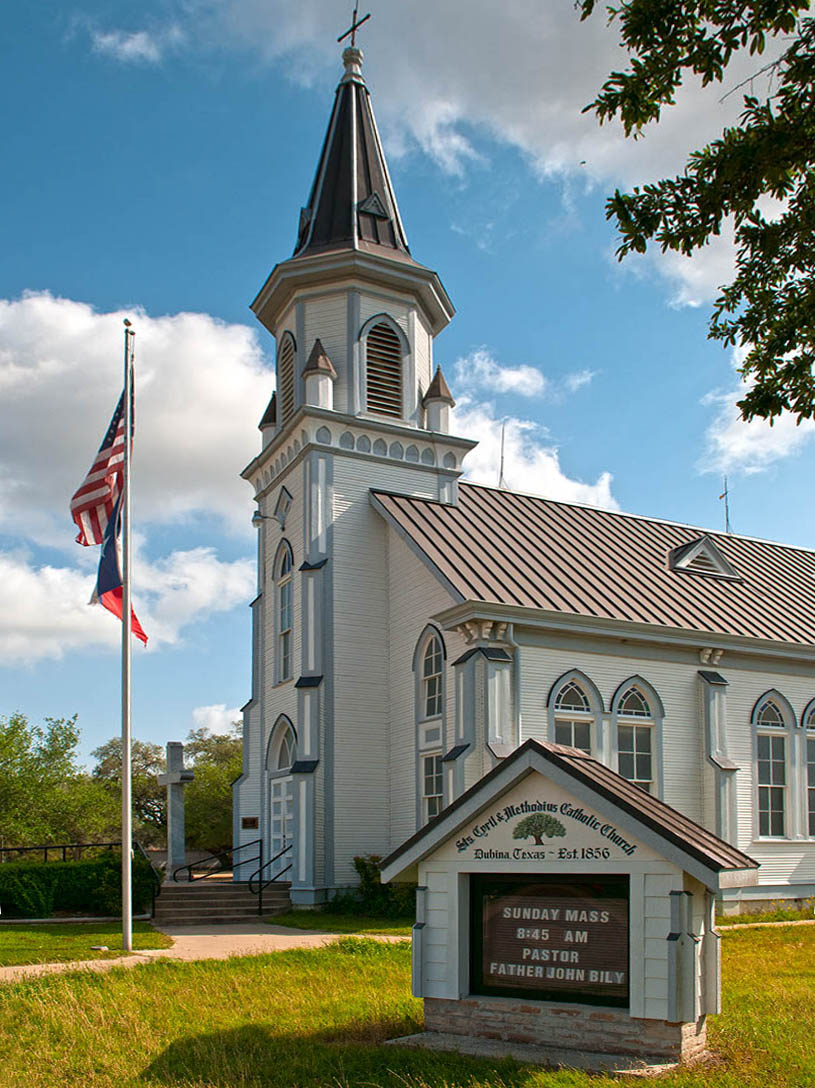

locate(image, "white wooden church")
[[232, 45, 815, 913]]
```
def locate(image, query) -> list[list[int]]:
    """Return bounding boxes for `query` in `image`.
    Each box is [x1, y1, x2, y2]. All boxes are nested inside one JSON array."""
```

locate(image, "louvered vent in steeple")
[[366, 322, 402, 417], [278, 335, 296, 424]]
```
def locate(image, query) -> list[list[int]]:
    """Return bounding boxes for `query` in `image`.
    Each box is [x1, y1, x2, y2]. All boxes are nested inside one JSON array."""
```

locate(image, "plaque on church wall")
[[470, 874, 629, 1007]]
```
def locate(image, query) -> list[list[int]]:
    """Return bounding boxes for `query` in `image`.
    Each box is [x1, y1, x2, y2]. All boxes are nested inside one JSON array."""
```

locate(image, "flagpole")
[[121, 319, 134, 953]]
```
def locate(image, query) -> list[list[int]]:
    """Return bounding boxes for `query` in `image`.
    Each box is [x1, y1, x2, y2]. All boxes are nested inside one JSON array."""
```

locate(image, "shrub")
[[0, 851, 156, 918], [326, 855, 415, 918]]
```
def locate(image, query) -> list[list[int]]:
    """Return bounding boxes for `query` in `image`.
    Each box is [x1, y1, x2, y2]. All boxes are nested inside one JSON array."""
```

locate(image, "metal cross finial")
[[338, 4, 371, 46]]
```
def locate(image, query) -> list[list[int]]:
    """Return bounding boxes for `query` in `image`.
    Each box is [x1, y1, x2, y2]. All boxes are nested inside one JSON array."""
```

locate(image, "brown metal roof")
[[382, 739, 758, 878], [371, 482, 815, 647]]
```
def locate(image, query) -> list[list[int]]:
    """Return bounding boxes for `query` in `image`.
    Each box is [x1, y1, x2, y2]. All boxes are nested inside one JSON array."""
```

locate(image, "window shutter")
[[278, 336, 295, 423], [366, 322, 402, 417]]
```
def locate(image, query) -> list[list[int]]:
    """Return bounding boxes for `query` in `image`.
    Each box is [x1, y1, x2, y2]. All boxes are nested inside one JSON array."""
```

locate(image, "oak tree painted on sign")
[[512, 814, 567, 844]]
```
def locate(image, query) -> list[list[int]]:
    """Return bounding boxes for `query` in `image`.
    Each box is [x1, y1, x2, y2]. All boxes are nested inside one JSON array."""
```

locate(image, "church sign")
[[381, 739, 759, 1070], [471, 874, 629, 1006]]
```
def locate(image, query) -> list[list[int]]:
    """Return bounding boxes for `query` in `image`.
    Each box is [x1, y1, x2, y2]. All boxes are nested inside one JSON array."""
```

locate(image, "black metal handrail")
[[134, 841, 162, 917], [248, 844, 293, 915], [0, 840, 162, 918], [172, 838, 262, 883]]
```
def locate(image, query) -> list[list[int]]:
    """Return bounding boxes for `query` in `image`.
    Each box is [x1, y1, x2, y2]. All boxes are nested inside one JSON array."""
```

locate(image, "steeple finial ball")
[[342, 46, 364, 81]]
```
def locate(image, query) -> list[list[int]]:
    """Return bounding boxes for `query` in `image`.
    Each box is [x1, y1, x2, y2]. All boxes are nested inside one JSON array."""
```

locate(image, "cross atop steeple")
[[337, 4, 371, 47]]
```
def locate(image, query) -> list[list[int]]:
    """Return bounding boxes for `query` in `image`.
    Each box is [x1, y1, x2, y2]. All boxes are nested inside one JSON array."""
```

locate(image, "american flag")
[[70, 393, 127, 546]]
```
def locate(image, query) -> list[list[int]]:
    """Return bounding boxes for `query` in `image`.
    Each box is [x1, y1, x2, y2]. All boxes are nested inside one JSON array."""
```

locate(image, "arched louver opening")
[[278, 335, 296, 424], [366, 322, 402, 418]]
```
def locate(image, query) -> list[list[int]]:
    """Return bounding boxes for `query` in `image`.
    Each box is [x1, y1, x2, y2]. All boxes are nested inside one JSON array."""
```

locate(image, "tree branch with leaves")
[[579, 1, 815, 421]]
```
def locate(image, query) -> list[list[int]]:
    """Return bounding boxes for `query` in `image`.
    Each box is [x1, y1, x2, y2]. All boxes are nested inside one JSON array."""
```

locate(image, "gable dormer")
[[668, 536, 741, 581]]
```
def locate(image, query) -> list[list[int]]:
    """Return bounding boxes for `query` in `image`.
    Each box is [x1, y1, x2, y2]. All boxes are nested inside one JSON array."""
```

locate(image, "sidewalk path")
[[0, 921, 406, 984]]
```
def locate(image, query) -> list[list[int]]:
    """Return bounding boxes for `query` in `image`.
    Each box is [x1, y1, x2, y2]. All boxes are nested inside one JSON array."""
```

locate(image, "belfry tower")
[[233, 46, 475, 904]]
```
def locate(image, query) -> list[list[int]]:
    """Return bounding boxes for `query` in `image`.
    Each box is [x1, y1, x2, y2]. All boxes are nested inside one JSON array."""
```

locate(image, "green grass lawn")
[[0, 921, 173, 966], [717, 903, 815, 926], [270, 908, 413, 935], [0, 928, 813, 1087]]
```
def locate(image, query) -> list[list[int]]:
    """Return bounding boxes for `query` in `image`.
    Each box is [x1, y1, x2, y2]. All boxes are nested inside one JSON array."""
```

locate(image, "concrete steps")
[[153, 880, 291, 926]]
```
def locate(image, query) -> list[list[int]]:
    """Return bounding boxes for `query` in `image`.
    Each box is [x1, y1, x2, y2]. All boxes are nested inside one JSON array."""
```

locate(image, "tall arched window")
[[275, 542, 294, 683], [266, 718, 296, 772], [277, 333, 296, 424], [553, 680, 593, 753], [548, 671, 601, 756], [266, 718, 296, 869], [805, 702, 815, 837], [365, 320, 402, 418], [414, 627, 446, 824], [753, 692, 792, 838], [615, 684, 655, 793]]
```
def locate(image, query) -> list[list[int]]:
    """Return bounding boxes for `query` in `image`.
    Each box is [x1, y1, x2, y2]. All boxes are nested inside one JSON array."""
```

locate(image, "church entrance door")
[[269, 774, 294, 871]]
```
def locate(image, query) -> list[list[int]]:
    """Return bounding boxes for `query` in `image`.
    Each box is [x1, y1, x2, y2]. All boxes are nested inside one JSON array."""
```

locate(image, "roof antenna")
[[498, 420, 507, 489], [719, 476, 732, 534]]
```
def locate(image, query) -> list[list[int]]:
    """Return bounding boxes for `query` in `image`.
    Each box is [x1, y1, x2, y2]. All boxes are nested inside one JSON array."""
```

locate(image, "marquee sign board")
[[470, 874, 629, 1006]]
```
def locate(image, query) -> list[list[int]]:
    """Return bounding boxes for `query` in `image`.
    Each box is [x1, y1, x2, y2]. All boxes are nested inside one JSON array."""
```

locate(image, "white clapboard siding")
[[359, 293, 410, 337], [304, 293, 348, 408], [330, 457, 449, 884], [518, 645, 705, 824], [386, 530, 461, 850]]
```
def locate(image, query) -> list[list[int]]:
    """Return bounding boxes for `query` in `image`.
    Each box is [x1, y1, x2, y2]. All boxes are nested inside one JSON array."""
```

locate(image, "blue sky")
[[3, 1, 814, 764]]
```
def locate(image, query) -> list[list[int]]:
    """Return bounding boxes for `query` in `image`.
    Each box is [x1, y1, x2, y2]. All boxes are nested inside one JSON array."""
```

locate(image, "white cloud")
[[701, 388, 815, 475], [0, 546, 254, 666], [90, 25, 184, 65], [0, 292, 272, 543], [192, 704, 243, 734], [454, 398, 616, 508], [166, 0, 791, 307], [563, 369, 597, 394], [454, 348, 546, 398]]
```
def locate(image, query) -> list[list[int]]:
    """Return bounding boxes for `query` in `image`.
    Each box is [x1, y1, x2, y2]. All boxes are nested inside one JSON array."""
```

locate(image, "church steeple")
[[293, 47, 411, 260]]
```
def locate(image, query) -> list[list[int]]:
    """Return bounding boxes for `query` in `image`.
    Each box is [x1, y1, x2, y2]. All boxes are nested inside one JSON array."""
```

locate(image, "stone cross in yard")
[[157, 742, 195, 880]]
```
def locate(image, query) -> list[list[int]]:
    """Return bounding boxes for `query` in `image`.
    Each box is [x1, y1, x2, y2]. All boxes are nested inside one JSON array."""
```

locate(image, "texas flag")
[[91, 494, 147, 644]]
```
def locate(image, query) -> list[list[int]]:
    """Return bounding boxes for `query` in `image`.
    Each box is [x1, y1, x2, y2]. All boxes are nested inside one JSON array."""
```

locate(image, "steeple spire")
[[293, 47, 412, 260]]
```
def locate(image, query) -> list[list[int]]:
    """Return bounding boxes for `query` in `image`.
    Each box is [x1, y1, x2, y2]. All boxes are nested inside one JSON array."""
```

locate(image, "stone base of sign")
[[422, 996, 708, 1064], [386, 1032, 685, 1076]]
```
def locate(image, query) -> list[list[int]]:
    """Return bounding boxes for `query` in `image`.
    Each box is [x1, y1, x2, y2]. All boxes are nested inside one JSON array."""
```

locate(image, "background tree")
[[0, 713, 118, 847], [579, 1, 815, 422], [184, 723, 243, 854], [512, 813, 567, 844], [91, 737, 166, 847]]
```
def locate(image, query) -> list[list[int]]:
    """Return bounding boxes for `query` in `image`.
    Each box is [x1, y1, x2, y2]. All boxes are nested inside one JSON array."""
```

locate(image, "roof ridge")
[[456, 480, 815, 557]]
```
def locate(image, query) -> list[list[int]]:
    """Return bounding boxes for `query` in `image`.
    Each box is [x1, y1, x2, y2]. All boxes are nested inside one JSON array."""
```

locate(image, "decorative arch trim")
[[358, 311, 410, 352], [751, 689, 796, 726], [265, 716, 297, 772], [611, 675, 665, 720], [412, 623, 447, 673], [273, 539, 294, 577], [801, 697, 815, 729], [546, 669, 604, 714]]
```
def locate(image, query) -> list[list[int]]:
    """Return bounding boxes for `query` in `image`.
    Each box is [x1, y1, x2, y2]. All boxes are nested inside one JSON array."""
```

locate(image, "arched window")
[[753, 692, 792, 838], [414, 627, 446, 825], [553, 680, 593, 753], [805, 701, 815, 837], [365, 320, 402, 418], [615, 684, 655, 793], [277, 333, 296, 424], [422, 635, 444, 719], [275, 542, 294, 683]]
